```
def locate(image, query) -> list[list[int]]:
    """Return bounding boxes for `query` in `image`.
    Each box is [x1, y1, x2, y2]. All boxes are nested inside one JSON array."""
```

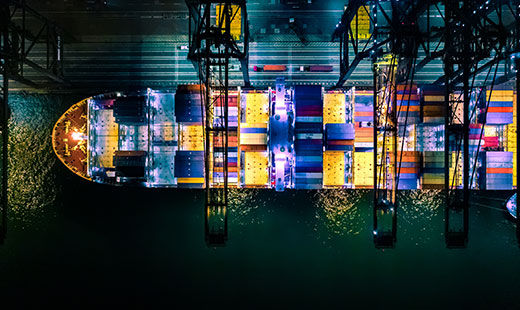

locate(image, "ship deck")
[[53, 84, 518, 191]]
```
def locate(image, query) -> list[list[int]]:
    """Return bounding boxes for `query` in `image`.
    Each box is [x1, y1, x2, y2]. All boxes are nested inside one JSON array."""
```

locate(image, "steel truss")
[[0, 0, 68, 244], [4, 0, 68, 88], [371, 0, 424, 248], [334, 0, 519, 248], [443, 0, 518, 248], [186, 0, 249, 246]]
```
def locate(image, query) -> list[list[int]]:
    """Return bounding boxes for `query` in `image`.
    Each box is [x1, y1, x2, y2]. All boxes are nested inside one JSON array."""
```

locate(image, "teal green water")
[[0, 93, 519, 308]]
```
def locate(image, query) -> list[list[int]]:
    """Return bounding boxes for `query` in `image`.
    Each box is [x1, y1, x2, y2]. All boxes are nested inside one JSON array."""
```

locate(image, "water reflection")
[[399, 190, 443, 246], [399, 190, 442, 225], [7, 94, 72, 228], [314, 189, 367, 236], [228, 188, 266, 226]]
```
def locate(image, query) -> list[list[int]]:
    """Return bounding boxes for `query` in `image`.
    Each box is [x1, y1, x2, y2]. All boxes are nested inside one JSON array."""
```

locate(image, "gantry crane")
[[333, 0, 520, 248], [186, 0, 250, 246]]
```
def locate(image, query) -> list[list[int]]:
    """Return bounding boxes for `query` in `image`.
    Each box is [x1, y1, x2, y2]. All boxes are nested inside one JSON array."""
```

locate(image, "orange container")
[[486, 168, 513, 174], [241, 145, 267, 151], [398, 167, 419, 174], [487, 107, 513, 113], [264, 65, 287, 72]]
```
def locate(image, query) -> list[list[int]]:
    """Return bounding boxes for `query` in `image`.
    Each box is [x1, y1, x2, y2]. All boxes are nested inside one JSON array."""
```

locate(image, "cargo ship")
[[52, 81, 518, 191]]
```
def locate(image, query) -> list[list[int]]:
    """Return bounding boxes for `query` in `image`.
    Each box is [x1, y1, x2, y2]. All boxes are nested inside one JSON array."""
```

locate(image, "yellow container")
[[216, 4, 242, 40], [323, 92, 346, 124], [354, 152, 374, 187], [243, 92, 269, 124], [350, 5, 371, 40], [177, 177, 205, 184], [244, 151, 269, 186], [179, 124, 204, 151], [240, 133, 267, 145]]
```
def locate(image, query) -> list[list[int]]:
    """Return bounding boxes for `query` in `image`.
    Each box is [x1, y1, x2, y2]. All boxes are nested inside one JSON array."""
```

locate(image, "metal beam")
[[4, 0, 68, 88]]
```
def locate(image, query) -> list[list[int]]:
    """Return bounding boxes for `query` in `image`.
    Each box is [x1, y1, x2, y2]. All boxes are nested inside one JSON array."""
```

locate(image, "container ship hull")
[[52, 83, 518, 191]]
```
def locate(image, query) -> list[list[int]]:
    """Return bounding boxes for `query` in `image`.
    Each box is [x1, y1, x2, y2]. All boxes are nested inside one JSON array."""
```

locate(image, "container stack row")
[[469, 124, 483, 152], [482, 125, 502, 149], [239, 91, 270, 187], [354, 90, 374, 152], [294, 85, 324, 189], [212, 92, 239, 185], [478, 88, 514, 125], [421, 85, 445, 124], [325, 123, 355, 151], [397, 124, 416, 152], [322, 91, 353, 188], [353, 151, 374, 188], [354, 90, 373, 123], [174, 150, 205, 188], [422, 151, 444, 189], [174, 85, 203, 124], [479, 151, 513, 190], [389, 151, 420, 189], [175, 85, 205, 188], [353, 90, 374, 188], [396, 84, 420, 124], [509, 92, 517, 187], [416, 124, 444, 151]]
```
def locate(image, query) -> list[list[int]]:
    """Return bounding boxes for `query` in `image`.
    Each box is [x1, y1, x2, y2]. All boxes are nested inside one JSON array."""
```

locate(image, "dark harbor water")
[[0, 94, 519, 308]]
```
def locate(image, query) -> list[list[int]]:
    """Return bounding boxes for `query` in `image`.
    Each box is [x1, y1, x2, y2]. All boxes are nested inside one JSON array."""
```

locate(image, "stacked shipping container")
[[479, 151, 513, 190], [389, 151, 420, 189], [479, 88, 514, 125], [175, 85, 205, 188], [396, 84, 420, 124], [323, 91, 352, 187], [421, 85, 445, 124], [353, 89, 374, 188], [294, 86, 323, 189], [212, 92, 239, 186], [239, 91, 270, 187], [422, 151, 444, 189], [174, 151, 205, 188]]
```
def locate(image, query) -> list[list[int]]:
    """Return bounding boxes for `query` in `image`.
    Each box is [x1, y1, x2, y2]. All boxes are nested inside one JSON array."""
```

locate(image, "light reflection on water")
[[398, 190, 443, 246], [314, 189, 368, 236], [5, 93, 517, 246], [228, 188, 266, 225], [7, 93, 71, 228]]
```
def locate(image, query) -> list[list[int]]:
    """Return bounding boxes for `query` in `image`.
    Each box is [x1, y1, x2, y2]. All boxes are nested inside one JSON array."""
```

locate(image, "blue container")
[[398, 162, 418, 168], [488, 101, 513, 107], [355, 104, 373, 112], [396, 179, 418, 189], [485, 113, 513, 125], [294, 85, 322, 100], [356, 96, 373, 104], [326, 145, 353, 151]]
